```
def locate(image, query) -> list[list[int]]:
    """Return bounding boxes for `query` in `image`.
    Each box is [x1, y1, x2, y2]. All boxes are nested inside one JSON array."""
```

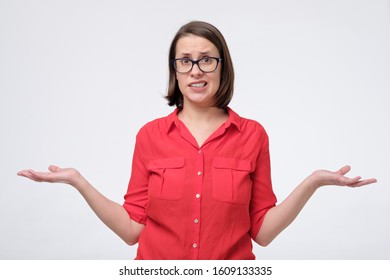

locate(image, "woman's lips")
[[189, 82, 207, 88]]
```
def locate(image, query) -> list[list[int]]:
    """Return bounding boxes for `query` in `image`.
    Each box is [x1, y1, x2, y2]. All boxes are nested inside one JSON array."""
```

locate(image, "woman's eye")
[[181, 59, 191, 64], [201, 57, 211, 63]]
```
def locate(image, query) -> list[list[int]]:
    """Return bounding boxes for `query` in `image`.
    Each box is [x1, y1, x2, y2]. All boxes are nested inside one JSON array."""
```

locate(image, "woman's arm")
[[17, 165, 144, 245], [255, 165, 377, 246]]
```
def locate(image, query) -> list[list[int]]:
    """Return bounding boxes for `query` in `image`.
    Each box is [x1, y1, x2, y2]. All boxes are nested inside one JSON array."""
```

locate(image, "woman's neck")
[[177, 103, 229, 147], [178, 103, 227, 124]]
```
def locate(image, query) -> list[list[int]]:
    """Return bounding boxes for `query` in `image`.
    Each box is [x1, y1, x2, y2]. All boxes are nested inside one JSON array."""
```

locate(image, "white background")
[[1, 0, 389, 259]]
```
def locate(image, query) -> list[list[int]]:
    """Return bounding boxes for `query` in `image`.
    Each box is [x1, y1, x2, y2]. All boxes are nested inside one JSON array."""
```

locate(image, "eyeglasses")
[[172, 57, 222, 73]]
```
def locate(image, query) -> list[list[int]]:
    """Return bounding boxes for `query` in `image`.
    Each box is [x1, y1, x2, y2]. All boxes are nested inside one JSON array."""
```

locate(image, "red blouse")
[[123, 108, 277, 259]]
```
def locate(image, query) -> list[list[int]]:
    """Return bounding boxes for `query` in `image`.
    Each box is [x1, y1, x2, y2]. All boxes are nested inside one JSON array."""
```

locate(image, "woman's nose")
[[190, 63, 203, 76]]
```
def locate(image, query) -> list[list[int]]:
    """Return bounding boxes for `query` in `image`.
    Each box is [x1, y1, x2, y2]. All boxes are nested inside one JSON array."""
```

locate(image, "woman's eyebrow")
[[178, 51, 213, 56]]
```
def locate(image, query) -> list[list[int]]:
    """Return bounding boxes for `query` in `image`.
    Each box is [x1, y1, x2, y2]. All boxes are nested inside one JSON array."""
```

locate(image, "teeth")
[[190, 82, 206, 88]]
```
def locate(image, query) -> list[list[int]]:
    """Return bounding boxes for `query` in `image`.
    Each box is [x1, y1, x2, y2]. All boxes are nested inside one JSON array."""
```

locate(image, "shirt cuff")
[[123, 204, 147, 225], [250, 207, 273, 240]]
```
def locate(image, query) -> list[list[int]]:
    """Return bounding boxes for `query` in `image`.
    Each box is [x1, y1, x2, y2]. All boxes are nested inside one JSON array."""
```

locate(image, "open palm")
[[312, 165, 377, 188], [17, 165, 81, 186]]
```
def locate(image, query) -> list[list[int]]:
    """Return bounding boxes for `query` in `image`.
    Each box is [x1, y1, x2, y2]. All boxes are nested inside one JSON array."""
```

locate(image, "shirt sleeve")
[[123, 130, 149, 225], [249, 127, 277, 239]]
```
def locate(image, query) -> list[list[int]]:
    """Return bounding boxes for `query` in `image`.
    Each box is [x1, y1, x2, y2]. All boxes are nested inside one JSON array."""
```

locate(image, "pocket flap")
[[148, 157, 186, 170], [213, 157, 251, 171]]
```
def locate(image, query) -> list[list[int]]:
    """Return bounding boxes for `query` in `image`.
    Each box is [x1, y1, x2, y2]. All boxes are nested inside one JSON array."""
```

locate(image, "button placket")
[[191, 147, 203, 259]]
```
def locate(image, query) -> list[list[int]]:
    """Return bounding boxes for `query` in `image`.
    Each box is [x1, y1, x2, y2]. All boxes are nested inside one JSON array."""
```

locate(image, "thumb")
[[337, 165, 351, 176], [48, 165, 61, 173]]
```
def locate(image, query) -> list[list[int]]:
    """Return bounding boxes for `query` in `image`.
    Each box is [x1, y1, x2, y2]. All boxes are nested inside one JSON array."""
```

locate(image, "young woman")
[[17, 21, 377, 260]]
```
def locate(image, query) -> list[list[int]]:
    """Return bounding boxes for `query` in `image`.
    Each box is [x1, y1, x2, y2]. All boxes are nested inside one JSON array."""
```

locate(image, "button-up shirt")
[[123, 108, 277, 259]]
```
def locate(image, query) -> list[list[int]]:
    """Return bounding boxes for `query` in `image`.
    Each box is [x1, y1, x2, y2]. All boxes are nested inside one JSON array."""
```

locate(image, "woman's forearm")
[[74, 175, 144, 245], [255, 165, 376, 246], [17, 166, 144, 245], [255, 175, 317, 246]]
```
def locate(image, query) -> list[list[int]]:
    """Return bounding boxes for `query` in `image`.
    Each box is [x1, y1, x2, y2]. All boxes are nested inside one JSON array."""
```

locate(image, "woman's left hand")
[[311, 165, 377, 189]]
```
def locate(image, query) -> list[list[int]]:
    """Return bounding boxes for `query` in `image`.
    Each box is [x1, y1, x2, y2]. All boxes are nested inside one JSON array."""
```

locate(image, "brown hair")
[[166, 21, 235, 109]]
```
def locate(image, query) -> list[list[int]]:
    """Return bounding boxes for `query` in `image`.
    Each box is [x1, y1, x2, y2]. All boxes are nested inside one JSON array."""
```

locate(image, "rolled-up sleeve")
[[123, 131, 149, 225], [249, 129, 277, 239]]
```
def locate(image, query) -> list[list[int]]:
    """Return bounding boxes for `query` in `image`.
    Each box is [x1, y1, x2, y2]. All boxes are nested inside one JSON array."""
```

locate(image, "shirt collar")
[[224, 107, 241, 132], [165, 108, 180, 134], [164, 107, 241, 134]]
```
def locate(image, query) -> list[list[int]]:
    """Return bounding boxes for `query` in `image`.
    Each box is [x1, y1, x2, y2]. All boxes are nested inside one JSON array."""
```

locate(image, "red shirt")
[[123, 108, 277, 259]]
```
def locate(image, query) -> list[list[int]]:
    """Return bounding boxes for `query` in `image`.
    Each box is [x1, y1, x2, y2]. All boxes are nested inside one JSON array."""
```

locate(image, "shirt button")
[[194, 219, 199, 224], [195, 194, 201, 199], [198, 150, 202, 154], [197, 171, 202, 176], [192, 243, 198, 248]]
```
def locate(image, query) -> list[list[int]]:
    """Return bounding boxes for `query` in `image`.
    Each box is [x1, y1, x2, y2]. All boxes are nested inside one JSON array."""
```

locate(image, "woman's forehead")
[[176, 35, 219, 56]]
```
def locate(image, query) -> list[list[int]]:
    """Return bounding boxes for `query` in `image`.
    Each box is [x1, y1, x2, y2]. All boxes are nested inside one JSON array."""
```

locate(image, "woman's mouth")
[[189, 82, 207, 88]]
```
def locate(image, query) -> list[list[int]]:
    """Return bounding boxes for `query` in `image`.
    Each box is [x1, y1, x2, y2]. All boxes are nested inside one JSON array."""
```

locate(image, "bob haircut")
[[166, 21, 235, 109]]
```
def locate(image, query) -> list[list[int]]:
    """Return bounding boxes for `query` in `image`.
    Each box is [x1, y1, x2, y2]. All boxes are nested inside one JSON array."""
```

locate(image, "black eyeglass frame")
[[171, 57, 223, 73]]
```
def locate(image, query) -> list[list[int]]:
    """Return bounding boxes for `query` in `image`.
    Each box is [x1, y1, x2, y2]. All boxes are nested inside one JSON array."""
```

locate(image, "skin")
[[175, 35, 229, 147], [17, 35, 377, 250], [175, 35, 222, 109], [17, 166, 144, 246]]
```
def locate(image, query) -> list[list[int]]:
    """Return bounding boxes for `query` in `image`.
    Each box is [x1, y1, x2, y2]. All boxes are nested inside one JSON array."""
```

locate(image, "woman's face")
[[175, 35, 221, 108]]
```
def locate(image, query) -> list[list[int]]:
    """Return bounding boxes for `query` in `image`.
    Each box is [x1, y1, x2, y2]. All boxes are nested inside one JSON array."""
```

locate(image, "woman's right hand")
[[17, 165, 83, 188], [17, 165, 144, 245]]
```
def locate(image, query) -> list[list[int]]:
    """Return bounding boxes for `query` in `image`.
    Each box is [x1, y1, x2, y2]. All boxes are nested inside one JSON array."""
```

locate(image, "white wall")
[[1, 0, 389, 259]]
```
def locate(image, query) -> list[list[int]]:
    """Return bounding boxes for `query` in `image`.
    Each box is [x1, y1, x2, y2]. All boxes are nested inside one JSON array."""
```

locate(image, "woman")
[[17, 21, 377, 259]]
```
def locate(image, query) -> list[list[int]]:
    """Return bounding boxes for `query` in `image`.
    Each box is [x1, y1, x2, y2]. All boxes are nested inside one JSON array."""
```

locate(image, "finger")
[[347, 178, 377, 188], [28, 170, 48, 182], [28, 169, 60, 183], [342, 176, 361, 186], [17, 170, 37, 181], [17, 170, 33, 179], [17, 170, 26, 176], [337, 165, 351, 176], [18, 170, 44, 182], [48, 165, 61, 172], [17, 169, 53, 183]]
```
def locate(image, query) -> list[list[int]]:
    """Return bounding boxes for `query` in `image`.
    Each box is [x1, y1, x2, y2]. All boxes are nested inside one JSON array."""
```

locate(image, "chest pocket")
[[212, 157, 252, 204], [147, 157, 186, 200]]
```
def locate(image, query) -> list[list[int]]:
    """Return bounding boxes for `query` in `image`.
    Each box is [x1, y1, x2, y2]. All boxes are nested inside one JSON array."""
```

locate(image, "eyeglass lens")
[[174, 57, 220, 73]]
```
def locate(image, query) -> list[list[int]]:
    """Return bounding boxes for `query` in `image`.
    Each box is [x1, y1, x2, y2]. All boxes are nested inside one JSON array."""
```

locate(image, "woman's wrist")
[[305, 171, 323, 190], [70, 170, 86, 190]]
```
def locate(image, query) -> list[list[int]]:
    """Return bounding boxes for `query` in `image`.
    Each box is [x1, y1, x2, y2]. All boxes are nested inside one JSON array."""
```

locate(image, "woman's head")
[[166, 21, 234, 109]]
